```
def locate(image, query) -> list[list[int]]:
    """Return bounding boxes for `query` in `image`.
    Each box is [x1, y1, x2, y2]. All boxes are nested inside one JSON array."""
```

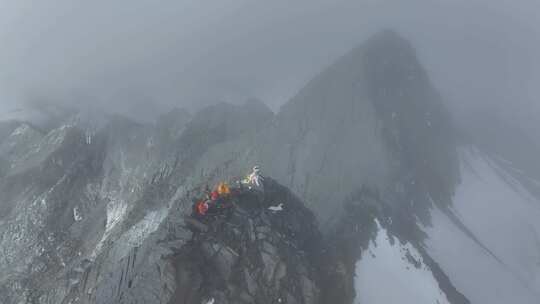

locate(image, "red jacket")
[[211, 191, 220, 201], [197, 201, 209, 215]]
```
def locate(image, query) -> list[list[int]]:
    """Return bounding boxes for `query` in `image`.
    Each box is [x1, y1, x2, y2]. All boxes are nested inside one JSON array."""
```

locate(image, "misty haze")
[[1, 1, 539, 303]]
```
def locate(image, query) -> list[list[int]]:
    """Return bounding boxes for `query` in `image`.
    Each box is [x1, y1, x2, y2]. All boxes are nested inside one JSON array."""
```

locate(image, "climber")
[[210, 189, 220, 201], [204, 185, 212, 199], [196, 199, 209, 216], [247, 165, 263, 188], [217, 182, 231, 196]]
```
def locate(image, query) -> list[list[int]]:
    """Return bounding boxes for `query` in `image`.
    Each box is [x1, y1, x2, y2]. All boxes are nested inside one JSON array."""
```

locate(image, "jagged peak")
[[362, 29, 415, 55]]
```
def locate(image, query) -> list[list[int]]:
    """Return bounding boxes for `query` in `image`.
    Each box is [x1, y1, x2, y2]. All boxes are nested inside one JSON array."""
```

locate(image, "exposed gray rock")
[[170, 178, 324, 304]]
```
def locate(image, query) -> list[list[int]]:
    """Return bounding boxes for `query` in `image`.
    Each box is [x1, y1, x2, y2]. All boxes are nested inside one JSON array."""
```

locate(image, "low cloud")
[[0, 0, 538, 129]]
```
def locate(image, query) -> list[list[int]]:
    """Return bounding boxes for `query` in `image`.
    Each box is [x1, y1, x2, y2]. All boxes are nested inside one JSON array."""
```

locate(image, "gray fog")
[[0, 0, 539, 130]]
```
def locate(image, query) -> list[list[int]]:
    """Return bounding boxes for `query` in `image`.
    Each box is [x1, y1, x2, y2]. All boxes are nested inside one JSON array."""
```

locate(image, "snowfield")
[[354, 220, 450, 304], [354, 147, 540, 304], [425, 147, 540, 303]]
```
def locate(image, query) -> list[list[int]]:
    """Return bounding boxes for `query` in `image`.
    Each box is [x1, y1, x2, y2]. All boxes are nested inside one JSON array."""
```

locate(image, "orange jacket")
[[217, 182, 231, 195]]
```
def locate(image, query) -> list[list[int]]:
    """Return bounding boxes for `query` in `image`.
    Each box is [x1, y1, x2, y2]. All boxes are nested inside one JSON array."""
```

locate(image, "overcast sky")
[[0, 0, 539, 128]]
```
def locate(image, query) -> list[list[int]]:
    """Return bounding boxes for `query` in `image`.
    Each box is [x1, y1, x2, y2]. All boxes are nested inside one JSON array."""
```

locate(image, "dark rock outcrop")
[[171, 178, 323, 304]]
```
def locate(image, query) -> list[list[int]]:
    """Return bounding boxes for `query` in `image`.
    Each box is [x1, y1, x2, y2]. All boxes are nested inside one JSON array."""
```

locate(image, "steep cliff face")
[[231, 31, 459, 227]]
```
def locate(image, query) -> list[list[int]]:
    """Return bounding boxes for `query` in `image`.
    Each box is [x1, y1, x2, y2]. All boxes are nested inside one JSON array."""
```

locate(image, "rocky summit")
[[171, 178, 323, 304]]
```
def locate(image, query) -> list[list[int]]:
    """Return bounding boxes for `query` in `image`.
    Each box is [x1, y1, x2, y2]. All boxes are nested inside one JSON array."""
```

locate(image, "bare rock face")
[[170, 178, 323, 304]]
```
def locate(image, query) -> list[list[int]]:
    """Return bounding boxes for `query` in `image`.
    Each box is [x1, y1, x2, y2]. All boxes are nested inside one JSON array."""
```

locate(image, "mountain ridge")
[[1, 30, 539, 304]]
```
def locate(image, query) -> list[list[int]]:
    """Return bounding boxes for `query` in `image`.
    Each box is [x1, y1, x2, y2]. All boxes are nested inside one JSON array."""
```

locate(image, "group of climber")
[[194, 181, 232, 217], [193, 166, 263, 218]]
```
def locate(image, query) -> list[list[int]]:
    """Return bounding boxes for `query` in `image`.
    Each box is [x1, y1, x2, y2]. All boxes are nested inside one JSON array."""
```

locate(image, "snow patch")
[[108, 208, 168, 262], [120, 208, 168, 248], [354, 220, 450, 304], [91, 200, 128, 259], [10, 124, 31, 137], [73, 207, 83, 222], [268, 203, 283, 212], [425, 147, 540, 303], [85, 129, 94, 145], [105, 200, 129, 232]]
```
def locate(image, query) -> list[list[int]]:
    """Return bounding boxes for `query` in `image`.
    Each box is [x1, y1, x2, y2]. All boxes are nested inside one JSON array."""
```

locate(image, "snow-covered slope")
[[354, 220, 450, 304], [425, 148, 540, 303]]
